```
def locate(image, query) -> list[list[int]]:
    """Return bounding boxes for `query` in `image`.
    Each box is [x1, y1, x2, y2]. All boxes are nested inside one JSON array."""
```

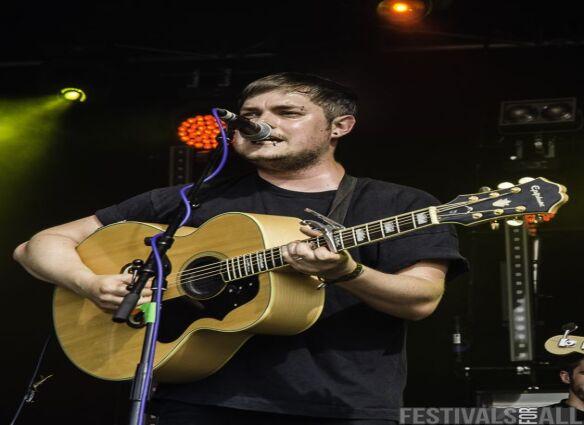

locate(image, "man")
[[547, 353, 584, 421], [14, 72, 466, 424]]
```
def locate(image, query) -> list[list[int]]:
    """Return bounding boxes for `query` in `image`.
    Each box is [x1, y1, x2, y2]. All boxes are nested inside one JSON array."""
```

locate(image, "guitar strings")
[[156, 222, 394, 289], [161, 200, 476, 284], [170, 204, 521, 288], [160, 201, 502, 286], [158, 200, 483, 287], [164, 211, 428, 284], [167, 201, 471, 283]]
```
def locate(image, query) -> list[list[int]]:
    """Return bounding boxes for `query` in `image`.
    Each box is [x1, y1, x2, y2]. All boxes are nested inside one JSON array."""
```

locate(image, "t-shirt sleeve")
[[95, 185, 185, 226], [375, 188, 468, 280]]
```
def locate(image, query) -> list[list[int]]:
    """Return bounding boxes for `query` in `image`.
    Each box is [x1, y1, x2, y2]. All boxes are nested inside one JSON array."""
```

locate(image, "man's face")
[[571, 360, 584, 402], [232, 90, 334, 172]]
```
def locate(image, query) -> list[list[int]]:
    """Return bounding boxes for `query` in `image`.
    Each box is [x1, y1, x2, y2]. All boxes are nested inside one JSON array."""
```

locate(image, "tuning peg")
[[518, 177, 535, 184], [490, 220, 500, 230], [505, 218, 524, 227], [478, 186, 492, 193], [497, 182, 514, 189]]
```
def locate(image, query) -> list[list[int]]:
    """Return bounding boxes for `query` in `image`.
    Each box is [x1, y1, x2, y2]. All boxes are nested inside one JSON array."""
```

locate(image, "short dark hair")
[[238, 72, 358, 122], [559, 353, 584, 378]]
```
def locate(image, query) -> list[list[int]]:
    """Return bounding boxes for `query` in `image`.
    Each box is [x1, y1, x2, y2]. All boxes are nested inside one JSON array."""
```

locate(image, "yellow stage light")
[[60, 88, 87, 102]]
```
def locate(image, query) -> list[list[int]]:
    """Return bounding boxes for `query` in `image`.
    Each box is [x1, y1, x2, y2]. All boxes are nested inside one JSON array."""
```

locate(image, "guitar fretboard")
[[220, 207, 438, 282]]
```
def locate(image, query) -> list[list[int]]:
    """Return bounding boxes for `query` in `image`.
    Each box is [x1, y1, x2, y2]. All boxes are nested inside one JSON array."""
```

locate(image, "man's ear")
[[330, 115, 356, 139], [560, 370, 572, 385]]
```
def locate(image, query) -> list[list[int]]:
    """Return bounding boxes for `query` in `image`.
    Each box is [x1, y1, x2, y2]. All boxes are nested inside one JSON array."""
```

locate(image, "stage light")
[[541, 102, 573, 121], [504, 223, 534, 361], [392, 2, 409, 13], [177, 114, 224, 152], [60, 88, 87, 102], [377, 0, 429, 25], [504, 105, 538, 124], [499, 98, 580, 134]]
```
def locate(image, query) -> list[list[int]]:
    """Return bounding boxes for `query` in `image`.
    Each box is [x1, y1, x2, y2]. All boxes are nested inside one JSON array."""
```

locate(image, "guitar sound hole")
[[180, 256, 226, 300]]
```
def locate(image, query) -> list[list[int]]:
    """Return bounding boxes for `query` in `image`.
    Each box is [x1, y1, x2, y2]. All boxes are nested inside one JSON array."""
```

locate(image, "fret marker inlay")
[[383, 221, 395, 234], [416, 213, 428, 225]]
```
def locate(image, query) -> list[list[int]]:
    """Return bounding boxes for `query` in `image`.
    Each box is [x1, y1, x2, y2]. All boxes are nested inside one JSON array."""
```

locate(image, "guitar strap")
[[326, 174, 358, 225]]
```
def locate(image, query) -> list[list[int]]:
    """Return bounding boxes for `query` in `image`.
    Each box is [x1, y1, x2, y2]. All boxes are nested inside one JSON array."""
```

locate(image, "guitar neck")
[[216, 177, 568, 282], [222, 207, 439, 282]]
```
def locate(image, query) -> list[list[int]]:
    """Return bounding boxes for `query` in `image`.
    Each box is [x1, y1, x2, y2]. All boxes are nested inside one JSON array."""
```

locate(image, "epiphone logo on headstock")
[[530, 185, 546, 207]]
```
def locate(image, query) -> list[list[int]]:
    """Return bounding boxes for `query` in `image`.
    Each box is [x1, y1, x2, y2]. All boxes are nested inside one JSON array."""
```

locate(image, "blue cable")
[[137, 108, 230, 424], [178, 107, 229, 227]]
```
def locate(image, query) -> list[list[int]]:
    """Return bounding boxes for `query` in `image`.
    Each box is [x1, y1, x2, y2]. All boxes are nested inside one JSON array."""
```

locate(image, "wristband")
[[317, 262, 364, 289]]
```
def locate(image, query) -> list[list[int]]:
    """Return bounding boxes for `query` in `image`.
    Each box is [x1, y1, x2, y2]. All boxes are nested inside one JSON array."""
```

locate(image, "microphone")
[[216, 108, 271, 142]]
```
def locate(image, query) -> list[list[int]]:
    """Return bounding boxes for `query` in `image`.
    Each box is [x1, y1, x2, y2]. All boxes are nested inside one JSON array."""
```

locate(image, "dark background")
[[2, 1, 583, 423]]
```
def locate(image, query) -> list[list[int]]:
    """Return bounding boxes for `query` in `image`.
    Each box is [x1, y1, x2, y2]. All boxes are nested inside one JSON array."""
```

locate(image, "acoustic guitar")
[[53, 177, 568, 382]]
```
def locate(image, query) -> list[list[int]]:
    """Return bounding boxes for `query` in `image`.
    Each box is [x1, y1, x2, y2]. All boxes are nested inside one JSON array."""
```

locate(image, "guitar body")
[[53, 212, 324, 382]]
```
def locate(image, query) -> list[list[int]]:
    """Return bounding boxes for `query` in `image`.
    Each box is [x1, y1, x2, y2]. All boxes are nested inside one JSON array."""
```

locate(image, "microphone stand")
[[114, 126, 229, 425]]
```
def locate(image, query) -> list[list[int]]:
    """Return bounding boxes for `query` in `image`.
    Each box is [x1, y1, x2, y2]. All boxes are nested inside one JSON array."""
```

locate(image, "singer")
[[13, 72, 467, 425]]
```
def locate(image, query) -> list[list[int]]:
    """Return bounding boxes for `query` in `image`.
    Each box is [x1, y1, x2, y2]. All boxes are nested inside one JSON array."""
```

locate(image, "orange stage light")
[[377, 0, 428, 25], [392, 2, 410, 13], [177, 114, 225, 151]]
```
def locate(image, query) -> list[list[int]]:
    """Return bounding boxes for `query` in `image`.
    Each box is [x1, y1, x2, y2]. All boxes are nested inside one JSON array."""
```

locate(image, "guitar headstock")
[[438, 177, 568, 226]]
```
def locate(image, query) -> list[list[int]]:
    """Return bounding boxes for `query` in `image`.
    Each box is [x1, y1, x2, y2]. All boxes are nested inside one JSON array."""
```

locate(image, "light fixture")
[[504, 221, 534, 362], [541, 102, 574, 121], [60, 88, 87, 102], [377, 0, 429, 25], [499, 98, 580, 134], [177, 114, 223, 151]]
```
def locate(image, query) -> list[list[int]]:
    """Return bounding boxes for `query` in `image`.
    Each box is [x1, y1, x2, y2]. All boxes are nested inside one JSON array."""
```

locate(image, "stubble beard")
[[572, 381, 584, 403], [241, 142, 330, 172]]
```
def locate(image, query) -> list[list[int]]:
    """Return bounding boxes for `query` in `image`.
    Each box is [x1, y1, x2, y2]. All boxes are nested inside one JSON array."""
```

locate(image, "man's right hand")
[[78, 273, 153, 312], [13, 215, 157, 313]]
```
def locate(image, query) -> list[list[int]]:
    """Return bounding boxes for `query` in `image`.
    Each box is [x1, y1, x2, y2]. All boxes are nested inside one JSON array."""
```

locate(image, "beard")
[[240, 142, 329, 172], [572, 381, 584, 403]]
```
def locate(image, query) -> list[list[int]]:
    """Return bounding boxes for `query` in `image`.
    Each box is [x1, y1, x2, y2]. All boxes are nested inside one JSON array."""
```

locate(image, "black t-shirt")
[[545, 399, 584, 422], [95, 173, 467, 420]]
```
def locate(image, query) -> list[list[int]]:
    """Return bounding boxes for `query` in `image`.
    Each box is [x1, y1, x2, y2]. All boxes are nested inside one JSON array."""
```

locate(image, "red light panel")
[[177, 114, 224, 151]]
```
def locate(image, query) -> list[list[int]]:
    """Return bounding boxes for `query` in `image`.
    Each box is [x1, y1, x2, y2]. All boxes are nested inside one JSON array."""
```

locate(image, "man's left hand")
[[280, 225, 357, 280]]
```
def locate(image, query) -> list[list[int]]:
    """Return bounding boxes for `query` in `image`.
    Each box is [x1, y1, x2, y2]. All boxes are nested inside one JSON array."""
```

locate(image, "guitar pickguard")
[[157, 275, 260, 343]]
